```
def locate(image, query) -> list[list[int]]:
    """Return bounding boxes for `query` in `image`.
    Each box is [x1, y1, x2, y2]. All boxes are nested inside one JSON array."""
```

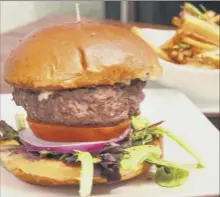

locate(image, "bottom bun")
[[0, 139, 160, 186]]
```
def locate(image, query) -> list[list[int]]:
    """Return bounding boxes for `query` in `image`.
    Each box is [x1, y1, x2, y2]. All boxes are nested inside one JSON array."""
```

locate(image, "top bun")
[[4, 22, 162, 90]]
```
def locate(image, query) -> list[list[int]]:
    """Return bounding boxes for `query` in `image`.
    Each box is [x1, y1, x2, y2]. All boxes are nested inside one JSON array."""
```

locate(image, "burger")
[[0, 22, 202, 196]]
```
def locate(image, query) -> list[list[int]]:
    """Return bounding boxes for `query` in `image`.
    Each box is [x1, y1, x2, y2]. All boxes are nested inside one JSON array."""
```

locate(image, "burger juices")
[[0, 23, 204, 197]]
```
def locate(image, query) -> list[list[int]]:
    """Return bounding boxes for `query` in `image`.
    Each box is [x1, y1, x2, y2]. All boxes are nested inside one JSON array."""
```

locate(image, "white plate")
[[146, 83, 220, 114], [0, 89, 219, 197]]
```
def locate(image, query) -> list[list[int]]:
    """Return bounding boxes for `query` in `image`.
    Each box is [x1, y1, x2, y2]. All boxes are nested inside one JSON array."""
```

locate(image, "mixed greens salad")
[[0, 115, 204, 197]]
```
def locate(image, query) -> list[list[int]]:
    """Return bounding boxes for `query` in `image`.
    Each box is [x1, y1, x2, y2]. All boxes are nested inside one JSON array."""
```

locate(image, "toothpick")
[[75, 3, 81, 22]]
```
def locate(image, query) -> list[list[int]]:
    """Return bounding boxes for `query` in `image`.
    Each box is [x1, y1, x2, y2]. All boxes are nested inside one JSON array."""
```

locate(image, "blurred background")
[[1, 1, 220, 33], [1, 1, 103, 33]]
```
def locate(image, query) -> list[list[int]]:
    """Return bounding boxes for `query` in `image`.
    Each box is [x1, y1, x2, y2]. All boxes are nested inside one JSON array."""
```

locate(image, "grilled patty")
[[13, 80, 146, 126]]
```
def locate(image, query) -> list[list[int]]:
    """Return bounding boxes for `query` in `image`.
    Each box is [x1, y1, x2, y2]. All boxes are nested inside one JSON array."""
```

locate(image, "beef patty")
[[13, 80, 146, 126]]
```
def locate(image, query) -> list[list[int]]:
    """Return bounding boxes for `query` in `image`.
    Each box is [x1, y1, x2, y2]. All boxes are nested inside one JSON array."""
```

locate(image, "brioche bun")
[[4, 22, 162, 90], [27, 118, 130, 142], [0, 139, 160, 186]]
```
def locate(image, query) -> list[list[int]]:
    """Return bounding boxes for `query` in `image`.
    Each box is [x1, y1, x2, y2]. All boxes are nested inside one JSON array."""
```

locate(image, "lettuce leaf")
[[145, 154, 189, 187], [132, 116, 205, 168], [132, 116, 150, 130], [0, 120, 19, 140], [120, 145, 161, 171], [76, 152, 94, 197], [0, 114, 26, 141], [97, 142, 125, 182], [131, 117, 164, 146], [155, 166, 189, 187], [120, 144, 189, 187], [152, 126, 205, 168], [131, 129, 154, 146], [15, 114, 27, 131]]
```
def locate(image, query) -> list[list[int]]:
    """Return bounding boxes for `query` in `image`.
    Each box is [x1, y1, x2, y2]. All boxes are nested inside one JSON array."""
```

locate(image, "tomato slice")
[[27, 118, 130, 142]]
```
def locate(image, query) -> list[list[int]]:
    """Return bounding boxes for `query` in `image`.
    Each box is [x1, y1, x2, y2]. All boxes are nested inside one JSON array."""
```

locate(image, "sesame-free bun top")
[[4, 22, 162, 90]]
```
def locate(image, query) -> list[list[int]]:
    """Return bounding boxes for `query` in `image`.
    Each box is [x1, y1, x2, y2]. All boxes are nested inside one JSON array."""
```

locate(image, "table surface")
[[1, 15, 219, 118]]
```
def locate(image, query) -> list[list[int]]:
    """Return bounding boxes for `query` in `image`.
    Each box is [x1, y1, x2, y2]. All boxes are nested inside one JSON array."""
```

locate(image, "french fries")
[[182, 37, 217, 50], [181, 13, 219, 46], [195, 48, 220, 69], [172, 17, 181, 27], [209, 15, 220, 24], [160, 30, 183, 49], [131, 3, 219, 69]]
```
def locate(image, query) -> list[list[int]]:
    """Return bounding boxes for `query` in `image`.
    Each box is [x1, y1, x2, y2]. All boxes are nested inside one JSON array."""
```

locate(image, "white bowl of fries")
[[158, 58, 219, 102], [132, 3, 220, 103]]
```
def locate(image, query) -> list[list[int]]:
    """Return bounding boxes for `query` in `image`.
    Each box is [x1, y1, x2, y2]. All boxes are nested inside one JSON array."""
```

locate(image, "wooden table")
[[1, 15, 219, 129]]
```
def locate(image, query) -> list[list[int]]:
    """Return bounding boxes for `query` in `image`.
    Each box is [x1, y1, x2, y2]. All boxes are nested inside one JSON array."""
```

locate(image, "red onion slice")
[[19, 128, 130, 153]]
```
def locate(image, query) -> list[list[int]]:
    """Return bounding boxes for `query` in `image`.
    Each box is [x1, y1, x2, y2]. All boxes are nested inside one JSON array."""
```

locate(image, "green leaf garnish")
[[131, 129, 154, 146], [131, 117, 163, 145], [15, 114, 27, 131], [131, 116, 205, 168], [157, 127, 205, 168], [120, 144, 189, 187], [0, 120, 19, 140], [59, 153, 69, 160], [146, 154, 189, 187], [132, 116, 150, 130], [120, 145, 161, 171], [0, 114, 26, 141], [76, 151, 94, 197], [155, 166, 189, 187]]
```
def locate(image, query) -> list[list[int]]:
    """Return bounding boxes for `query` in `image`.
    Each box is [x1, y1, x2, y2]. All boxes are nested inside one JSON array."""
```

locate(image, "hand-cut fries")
[[172, 17, 181, 27], [194, 48, 220, 69], [209, 15, 220, 24], [181, 13, 219, 46], [160, 30, 183, 49], [132, 3, 219, 69], [182, 37, 217, 50]]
